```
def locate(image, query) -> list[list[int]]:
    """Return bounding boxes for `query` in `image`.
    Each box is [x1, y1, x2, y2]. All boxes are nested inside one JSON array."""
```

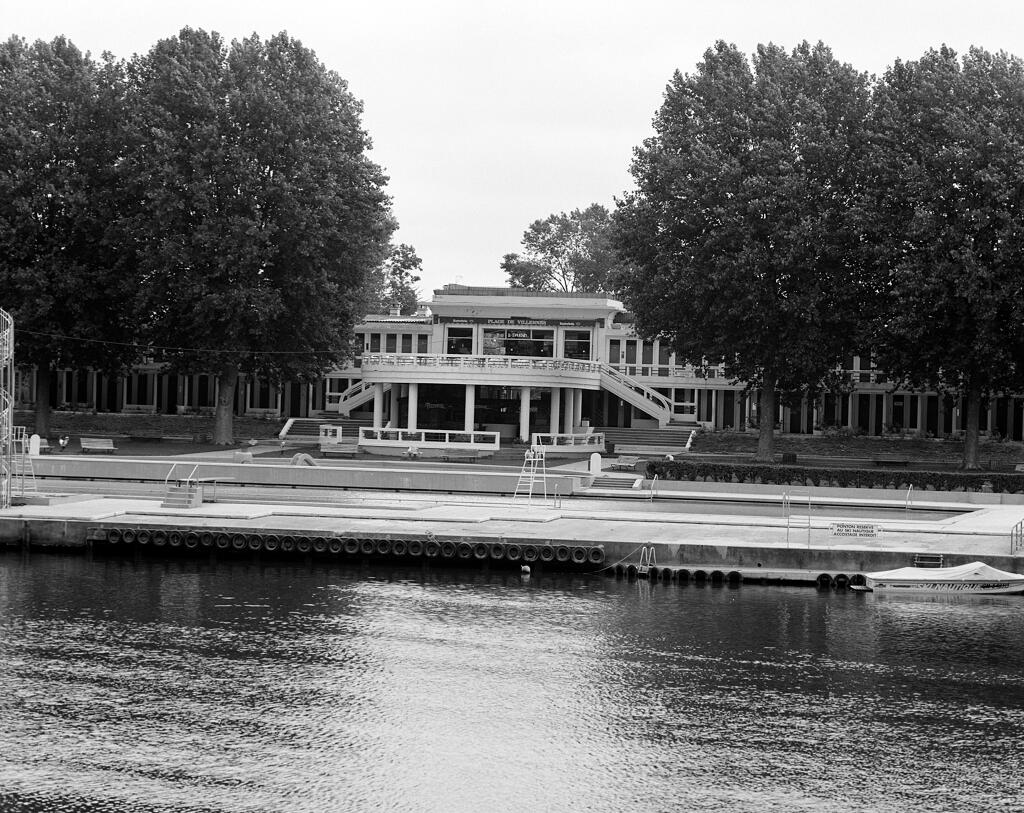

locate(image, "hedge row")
[[645, 459, 1024, 494]]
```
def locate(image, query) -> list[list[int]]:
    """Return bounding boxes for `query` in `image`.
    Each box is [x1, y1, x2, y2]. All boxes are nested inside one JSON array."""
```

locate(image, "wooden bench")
[[872, 457, 910, 468], [441, 449, 490, 462], [81, 437, 117, 454], [609, 455, 640, 471]]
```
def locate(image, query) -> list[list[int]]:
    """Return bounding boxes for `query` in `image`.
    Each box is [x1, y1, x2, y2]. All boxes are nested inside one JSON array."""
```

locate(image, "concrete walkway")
[[5, 484, 1023, 560]]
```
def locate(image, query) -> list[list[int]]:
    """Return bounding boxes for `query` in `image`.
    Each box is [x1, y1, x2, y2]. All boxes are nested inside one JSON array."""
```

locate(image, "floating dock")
[[3, 453, 1024, 586]]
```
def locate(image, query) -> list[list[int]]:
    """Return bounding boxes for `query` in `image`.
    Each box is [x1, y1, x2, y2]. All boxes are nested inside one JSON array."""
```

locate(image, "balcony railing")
[[361, 353, 603, 374]]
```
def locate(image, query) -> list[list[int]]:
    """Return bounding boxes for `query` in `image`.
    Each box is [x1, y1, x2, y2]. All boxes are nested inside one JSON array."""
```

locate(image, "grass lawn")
[[16, 410, 286, 444], [14, 410, 1024, 470]]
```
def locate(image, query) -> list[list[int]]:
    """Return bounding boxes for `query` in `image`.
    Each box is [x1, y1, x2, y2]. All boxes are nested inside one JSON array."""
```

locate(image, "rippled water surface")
[[1, 554, 1023, 812]]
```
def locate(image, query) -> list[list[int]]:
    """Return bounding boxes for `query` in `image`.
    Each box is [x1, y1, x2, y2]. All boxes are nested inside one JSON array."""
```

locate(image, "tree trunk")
[[213, 364, 238, 445], [962, 387, 982, 470], [756, 386, 776, 462], [34, 361, 52, 438]]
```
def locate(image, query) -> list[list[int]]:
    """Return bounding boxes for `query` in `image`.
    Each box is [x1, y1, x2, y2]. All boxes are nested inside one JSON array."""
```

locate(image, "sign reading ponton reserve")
[[829, 522, 881, 539]]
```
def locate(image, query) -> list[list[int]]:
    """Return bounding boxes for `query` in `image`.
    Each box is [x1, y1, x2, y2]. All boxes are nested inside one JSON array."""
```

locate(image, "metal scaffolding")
[[1, 306, 14, 509]]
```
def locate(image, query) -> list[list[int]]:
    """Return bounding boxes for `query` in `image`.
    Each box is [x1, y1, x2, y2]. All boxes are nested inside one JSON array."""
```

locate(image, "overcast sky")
[[5, 1, 1024, 297]]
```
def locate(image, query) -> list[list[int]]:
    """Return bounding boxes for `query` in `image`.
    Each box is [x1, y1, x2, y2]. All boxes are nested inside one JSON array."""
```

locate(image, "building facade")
[[13, 284, 1024, 441]]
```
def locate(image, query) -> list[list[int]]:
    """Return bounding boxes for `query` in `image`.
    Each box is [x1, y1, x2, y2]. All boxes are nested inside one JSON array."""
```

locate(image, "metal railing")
[[361, 353, 605, 374], [1011, 519, 1024, 555], [164, 462, 199, 490], [783, 488, 813, 548]]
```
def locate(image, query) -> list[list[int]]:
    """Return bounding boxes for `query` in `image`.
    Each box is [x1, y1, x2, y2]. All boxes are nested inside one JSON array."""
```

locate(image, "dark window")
[[447, 327, 474, 355], [385, 334, 397, 353], [369, 334, 381, 352], [563, 330, 591, 360], [417, 334, 428, 353], [401, 334, 412, 353], [482, 328, 553, 357]]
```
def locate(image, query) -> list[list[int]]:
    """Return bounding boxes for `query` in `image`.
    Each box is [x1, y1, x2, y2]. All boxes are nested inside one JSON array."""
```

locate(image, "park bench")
[[609, 455, 640, 471], [440, 448, 491, 462], [80, 437, 117, 454]]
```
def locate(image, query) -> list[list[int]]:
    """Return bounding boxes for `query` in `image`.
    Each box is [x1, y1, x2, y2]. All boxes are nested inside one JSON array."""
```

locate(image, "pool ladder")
[[783, 488, 812, 548]]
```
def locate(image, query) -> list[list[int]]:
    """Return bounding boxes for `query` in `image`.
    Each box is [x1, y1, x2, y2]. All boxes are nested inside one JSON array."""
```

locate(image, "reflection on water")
[[1, 555, 1022, 813]]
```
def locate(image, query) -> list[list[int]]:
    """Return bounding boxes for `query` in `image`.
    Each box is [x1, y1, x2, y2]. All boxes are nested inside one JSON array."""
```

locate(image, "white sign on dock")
[[829, 522, 881, 539]]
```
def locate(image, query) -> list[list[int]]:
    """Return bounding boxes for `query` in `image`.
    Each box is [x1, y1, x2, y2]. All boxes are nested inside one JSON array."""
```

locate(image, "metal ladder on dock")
[[10, 427, 36, 497], [783, 487, 812, 548], [162, 463, 201, 509], [637, 545, 656, 578], [513, 447, 548, 504]]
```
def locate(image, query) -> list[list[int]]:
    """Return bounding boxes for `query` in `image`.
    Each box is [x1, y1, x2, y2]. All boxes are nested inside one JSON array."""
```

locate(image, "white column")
[[549, 387, 561, 435], [519, 386, 531, 444], [373, 383, 384, 428], [562, 387, 574, 434], [573, 387, 583, 429], [408, 382, 419, 430], [464, 384, 476, 432], [389, 384, 401, 426]]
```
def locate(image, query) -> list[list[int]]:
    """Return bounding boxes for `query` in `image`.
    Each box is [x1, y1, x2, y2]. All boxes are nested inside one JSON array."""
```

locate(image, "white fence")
[[358, 427, 501, 456], [530, 431, 605, 451]]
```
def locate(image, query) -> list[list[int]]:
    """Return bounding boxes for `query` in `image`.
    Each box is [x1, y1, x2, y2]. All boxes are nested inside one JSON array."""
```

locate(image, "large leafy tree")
[[861, 47, 1024, 469], [614, 41, 871, 460], [357, 242, 422, 316], [122, 29, 393, 443], [0, 36, 139, 435], [502, 203, 617, 293]]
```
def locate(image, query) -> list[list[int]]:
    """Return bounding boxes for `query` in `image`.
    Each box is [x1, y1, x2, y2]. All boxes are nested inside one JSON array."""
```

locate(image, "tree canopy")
[[0, 36, 139, 434], [502, 203, 618, 293], [614, 41, 872, 460], [121, 29, 394, 442], [860, 46, 1024, 467], [357, 242, 423, 316]]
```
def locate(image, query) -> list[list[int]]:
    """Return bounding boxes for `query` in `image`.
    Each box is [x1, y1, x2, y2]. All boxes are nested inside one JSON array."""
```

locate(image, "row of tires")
[[615, 565, 866, 589], [100, 528, 605, 565]]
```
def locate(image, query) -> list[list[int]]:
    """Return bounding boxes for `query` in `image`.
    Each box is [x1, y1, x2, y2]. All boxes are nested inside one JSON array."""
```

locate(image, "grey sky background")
[[5, 1, 1023, 298]]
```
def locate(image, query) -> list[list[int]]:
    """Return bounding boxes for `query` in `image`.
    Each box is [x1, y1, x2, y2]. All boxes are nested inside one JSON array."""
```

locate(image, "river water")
[[0, 554, 1022, 813]]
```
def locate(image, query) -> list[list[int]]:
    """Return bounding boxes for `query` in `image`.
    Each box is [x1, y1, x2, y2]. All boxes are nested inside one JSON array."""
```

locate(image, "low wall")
[[30, 456, 584, 496]]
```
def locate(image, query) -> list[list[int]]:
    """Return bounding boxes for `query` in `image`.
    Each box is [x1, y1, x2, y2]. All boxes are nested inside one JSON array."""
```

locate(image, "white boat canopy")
[[866, 562, 1024, 583]]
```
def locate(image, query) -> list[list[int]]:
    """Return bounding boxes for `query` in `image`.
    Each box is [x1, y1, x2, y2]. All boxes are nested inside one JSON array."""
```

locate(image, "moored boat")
[[864, 561, 1024, 595]]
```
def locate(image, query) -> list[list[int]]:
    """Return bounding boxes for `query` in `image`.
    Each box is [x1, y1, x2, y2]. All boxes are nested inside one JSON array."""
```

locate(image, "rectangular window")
[[385, 334, 397, 353], [658, 344, 671, 376], [563, 330, 591, 360], [446, 327, 474, 355], [482, 328, 553, 357], [369, 333, 381, 352], [417, 334, 428, 353], [609, 339, 620, 364], [401, 334, 412, 353]]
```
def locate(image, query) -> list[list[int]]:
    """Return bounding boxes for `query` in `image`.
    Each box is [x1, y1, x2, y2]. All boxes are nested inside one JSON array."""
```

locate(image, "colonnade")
[[370, 382, 588, 440]]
